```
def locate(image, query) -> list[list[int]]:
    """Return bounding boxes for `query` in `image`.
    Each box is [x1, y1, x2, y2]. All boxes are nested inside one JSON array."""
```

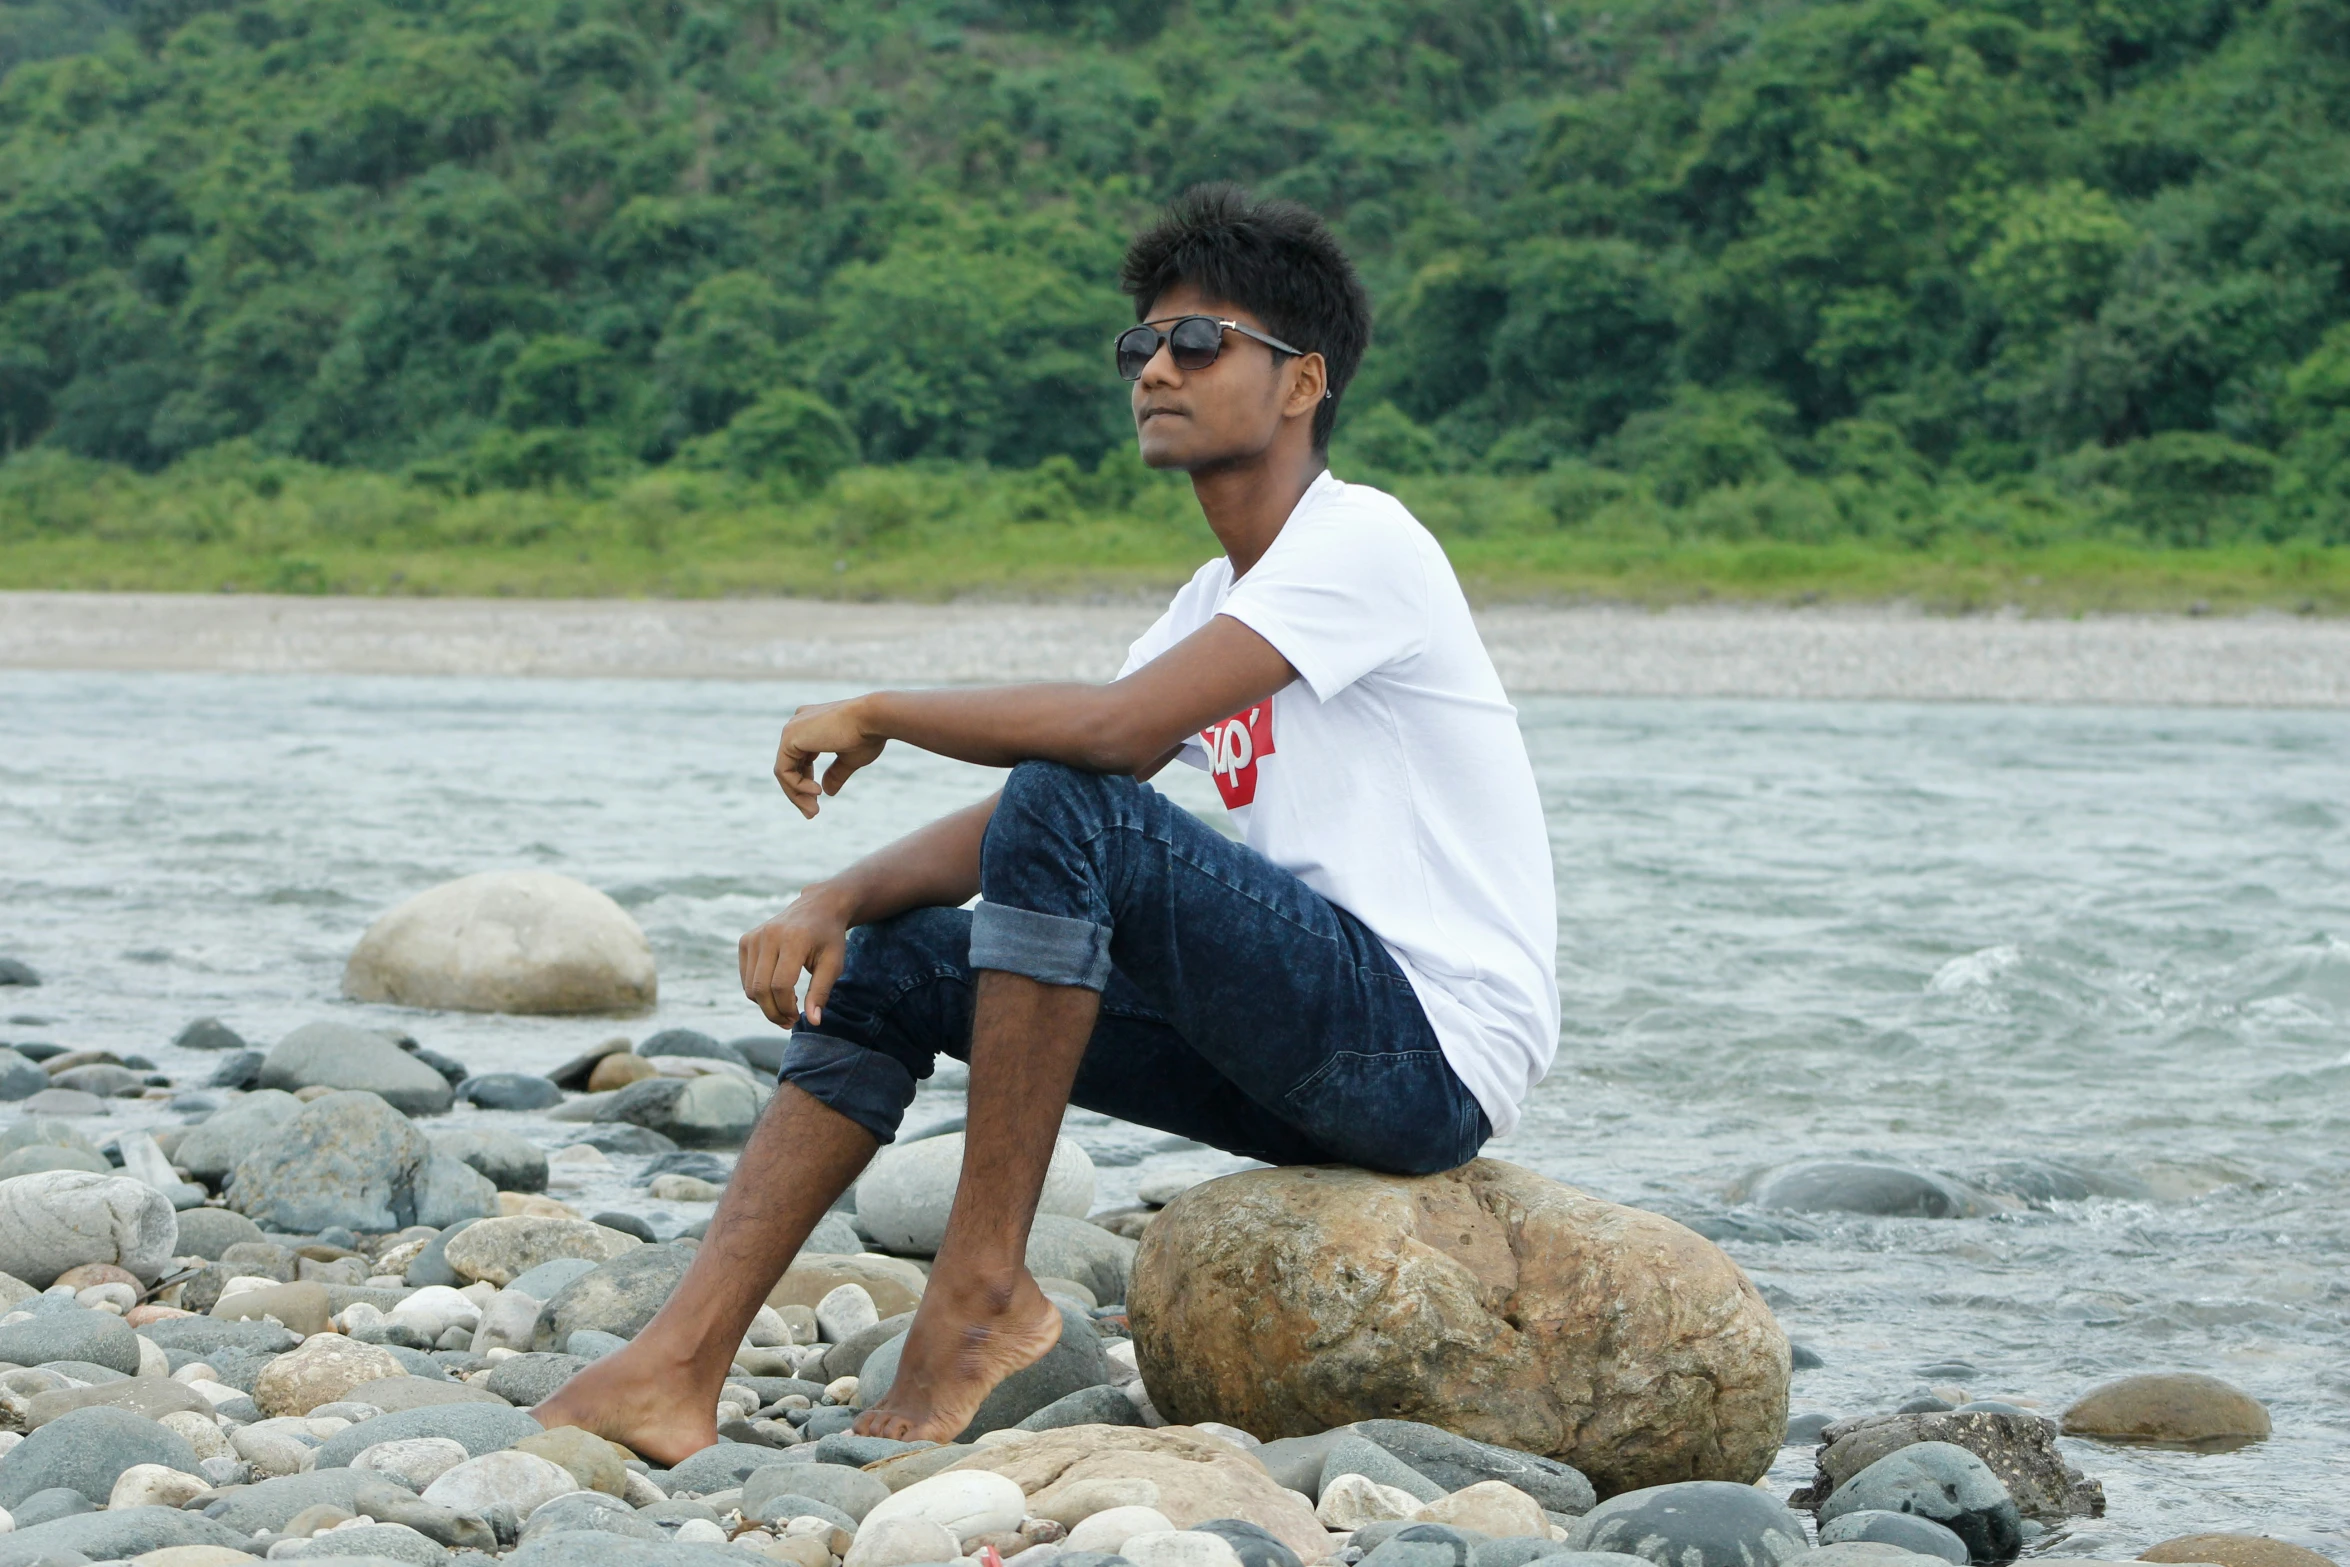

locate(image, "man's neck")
[[1190, 444, 1328, 580]]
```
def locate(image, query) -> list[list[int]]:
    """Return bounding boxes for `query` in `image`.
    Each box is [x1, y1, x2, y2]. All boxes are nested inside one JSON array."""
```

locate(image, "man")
[[534, 184, 1557, 1459]]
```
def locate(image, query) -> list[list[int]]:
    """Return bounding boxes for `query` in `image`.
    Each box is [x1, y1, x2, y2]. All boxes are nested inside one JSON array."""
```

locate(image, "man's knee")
[[843, 904, 969, 984], [996, 759, 1134, 836]]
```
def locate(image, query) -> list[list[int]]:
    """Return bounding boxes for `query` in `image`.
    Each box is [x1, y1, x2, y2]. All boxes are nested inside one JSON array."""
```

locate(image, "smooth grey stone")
[[522, 1491, 663, 1543], [9, 1488, 93, 1528], [1470, 1541, 1564, 1567], [1787, 1412, 1839, 1445], [0, 1504, 249, 1567], [809, 1432, 927, 1466], [433, 1128, 550, 1195], [216, 1393, 263, 1421], [259, 1023, 454, 1116], [405, 1216, 484, 1288], [35, 1360, 128, 1386], [857, 1298, 1107, 1439], [415, 1151, 500, 1229], [640, 1151, 733, 1187], [485, 1352, 585, 1406], [1819, 1443, 2020, 1564], [170, 1206, 267, 1259], [0, 1120, 99, 1160], [730, 1036, 787, 1076], [735, 1377, 825, 1406], [175, 1017, 247, 1052], [209, 1050, 266, 1089], [1357, 1421, 1597, 1515], [352, 1479, 500, 1552], [282, 1521, 453, 1563], [199, 1455, 248, 1486], [1016, 1383, 1145, 1431], [531, 1242, 697, 1349], [567, 1329, 630, 1360], [456, 1073, 565, 1112], [1570, 1480, 1809, 1567], [0, 1313, 140, 1376], [798, 1408, 857, 1440], [1193, 1519, 1302, 1567], [639, 1498, 725, 1528], [48, 1064, 145, 1097], [1948, 1401, 2033, 1417], [741, 1461, 887, 1522], [1964, 1158, 2149, 1205], [13, 1087, 106, 1116], [181, 1347, 272, 1395], [1749, 1163, 1977, 1220], [548, 1041, 632, 1091], [748, 1493, 856, 1530], [1896, 1397, 1955, 1415], [228, 1091, 486, 1233], [0, 1145, 111, 1180], [1255, 1430, 1353, 1495], [202, 1469, 394, 1532], [1819, 1511, 1970, 1563], [504, 1530, 763, 1566], [311, 1404, 545, 1469], [589, 1212, 655, 1243], [0, 1051, 47, 1102], [819, 1312, 912, 1381], [636, 1030, 748, 1068], [1023, 1213, 1136, 1305], [382, 1344, 449, 1379], [140, 1315, 300, 1357], [1790, 1343, 1826, 1371], [1320, 1432, 1443, 1504], [562, 1125, 678, 1157], [595, 1076, 763, 1149], [508, 1258, 602, 1302], [665, 1440, 787, 1495], [1359, 1524, 1481, 1567], [0, 1405, 201, 1510], [801, 1211, 861, 1256]]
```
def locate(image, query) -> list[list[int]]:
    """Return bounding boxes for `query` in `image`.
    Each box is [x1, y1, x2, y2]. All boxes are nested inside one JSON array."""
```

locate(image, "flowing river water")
[[1, 669, 2344, 1554]]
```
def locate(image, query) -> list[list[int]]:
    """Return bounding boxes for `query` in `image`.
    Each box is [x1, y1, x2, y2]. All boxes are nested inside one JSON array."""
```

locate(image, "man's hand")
[[739, 885, 855, 1029], [775, 696, 887, 817]]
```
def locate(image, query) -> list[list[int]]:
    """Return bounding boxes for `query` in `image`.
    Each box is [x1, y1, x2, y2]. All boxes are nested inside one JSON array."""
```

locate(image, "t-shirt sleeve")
[[1216, 501, 1432, 701], [1116, 607, 1182, 681]]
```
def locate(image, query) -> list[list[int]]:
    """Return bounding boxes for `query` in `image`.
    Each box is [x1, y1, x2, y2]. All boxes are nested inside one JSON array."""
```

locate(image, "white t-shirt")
[[1117, 470, 1558, 1138]]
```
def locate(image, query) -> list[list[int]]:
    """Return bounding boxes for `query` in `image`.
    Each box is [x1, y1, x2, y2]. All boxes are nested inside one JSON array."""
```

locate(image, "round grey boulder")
[[457, 1074, 566, 1112], [1749, 1163, 1976, 1220], [531, 1241, 697, 1348], [1572, 1480, 1810, 1567], [1819, 1443, 2020, 1564], [229, 1090, 495, 1233], [313, 1404, 546, 1469], [433, 1128, 551, 1194], [1820, 1511, 1970, 1563], [741, 1460, 888, 1522], [175, 1091, 305, 1185], [171, 1205, 267, 1259], [0, 1050, 47, 1101], [0, 1404, 202, 1509], [595, 1074, 765, 1148], [522, 1491, 665, 1543], [259, 1022, 456, 1116], [175, 1017, 249, 1052], [0, 1170, 178, 1286]]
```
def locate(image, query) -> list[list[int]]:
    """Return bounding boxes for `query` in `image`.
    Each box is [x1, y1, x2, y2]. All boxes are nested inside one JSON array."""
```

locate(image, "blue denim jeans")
[[777, 760, 1490, 1174]]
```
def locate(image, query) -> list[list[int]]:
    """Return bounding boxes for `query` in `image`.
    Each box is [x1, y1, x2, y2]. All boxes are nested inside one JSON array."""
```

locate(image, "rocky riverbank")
[[0, 977, 2325, 1567]]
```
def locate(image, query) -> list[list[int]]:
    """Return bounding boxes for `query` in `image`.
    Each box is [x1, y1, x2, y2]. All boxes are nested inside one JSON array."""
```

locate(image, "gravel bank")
[[3, 592, 2344, 707]]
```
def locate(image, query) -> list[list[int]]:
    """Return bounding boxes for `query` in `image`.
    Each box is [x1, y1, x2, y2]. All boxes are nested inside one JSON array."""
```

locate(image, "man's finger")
[[758, 937, 802, 1029], [803, 941, 846, 1029]]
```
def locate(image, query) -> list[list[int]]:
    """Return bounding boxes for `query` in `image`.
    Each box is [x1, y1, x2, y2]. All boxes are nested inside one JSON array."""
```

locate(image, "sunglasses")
[[1115, 315, 1309, 381]]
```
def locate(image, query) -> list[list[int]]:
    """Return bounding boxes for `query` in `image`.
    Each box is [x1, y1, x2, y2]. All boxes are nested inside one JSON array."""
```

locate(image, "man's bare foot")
[[854, 1269, 1062, 1443], [531, 1341, 720, 1467]]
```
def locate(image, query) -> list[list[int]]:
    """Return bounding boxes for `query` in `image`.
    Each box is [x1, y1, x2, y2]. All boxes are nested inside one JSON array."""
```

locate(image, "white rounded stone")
[[108, 1462, 209, 1511], [861, 1470, 1027, 1547], [1065, 1506, 1177, 1553], [844, 1517, 962, 1567], [0, 1171, 179, 1287], [1315, 1474, 1419, 1530], [854, 1134, 1093, 1254], [422, 1449, 579, 1520], [1121, 1532, 1245, 1567], [343, 869, 657, 1015], [814, 1283, 879, 1344], [352, 1435, 472, 1491], [387, 1284, 481, 1340]]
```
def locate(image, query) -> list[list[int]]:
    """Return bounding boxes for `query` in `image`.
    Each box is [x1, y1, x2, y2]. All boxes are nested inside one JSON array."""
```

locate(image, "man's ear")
[[1283, 352, 1328, 420]]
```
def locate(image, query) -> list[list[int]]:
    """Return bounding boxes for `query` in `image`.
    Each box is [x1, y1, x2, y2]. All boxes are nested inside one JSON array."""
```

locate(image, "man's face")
[[1129, 283, 1308, 471]]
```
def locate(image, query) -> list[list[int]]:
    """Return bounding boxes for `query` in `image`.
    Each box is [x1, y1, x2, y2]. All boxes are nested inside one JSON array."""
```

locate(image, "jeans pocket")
[[1281, 1049, 1476, 1175]]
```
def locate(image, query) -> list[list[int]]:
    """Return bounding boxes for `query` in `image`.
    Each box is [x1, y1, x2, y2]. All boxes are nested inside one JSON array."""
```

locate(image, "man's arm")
[[769, 615, 1293, 816], [740, 793, 997, 1029]]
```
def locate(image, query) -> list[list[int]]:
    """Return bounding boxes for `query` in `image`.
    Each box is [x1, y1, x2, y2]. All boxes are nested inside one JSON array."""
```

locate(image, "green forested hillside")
[[2, 0, 2348, 603]]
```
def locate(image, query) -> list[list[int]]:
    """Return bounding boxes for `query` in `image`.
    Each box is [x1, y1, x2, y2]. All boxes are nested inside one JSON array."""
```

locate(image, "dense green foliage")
[[3, 0, 2348, 567]]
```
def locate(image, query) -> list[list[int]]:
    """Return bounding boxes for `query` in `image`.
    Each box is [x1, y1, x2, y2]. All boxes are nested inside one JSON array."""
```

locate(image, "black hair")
[[1119, 183, 1372, 451]]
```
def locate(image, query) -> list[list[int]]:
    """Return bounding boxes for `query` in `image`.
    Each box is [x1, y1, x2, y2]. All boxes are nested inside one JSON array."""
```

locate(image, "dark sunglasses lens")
[[1115, 327, 1158, 380], [1170, 317, 1224, 369]]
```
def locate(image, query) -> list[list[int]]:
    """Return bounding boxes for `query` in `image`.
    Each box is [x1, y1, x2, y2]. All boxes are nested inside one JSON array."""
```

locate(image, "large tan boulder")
[[1129, 1160, 1788, 1497], [943, 1426, 1325, 1565], [253, 1332, 404, 1416], [343, 870, 656, 1015], [2062, 1373, 2270, 1446]]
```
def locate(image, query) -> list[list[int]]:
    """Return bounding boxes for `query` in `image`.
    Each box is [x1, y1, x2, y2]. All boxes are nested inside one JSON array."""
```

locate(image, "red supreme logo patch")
[[1201, 702, 1275, 809]]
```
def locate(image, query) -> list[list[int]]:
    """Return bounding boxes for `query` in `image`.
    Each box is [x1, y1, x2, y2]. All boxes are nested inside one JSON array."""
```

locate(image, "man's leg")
[[534, 907, 971, 1462], [531, 1083, 874, 1463], [854, 759, 1489, 1443], [855, 971, 1097, 1442]]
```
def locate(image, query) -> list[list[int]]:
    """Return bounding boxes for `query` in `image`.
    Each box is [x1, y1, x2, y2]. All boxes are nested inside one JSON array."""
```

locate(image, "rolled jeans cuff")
[[777, 1030, 919, 1144], [969, 900, 1112, 990]]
